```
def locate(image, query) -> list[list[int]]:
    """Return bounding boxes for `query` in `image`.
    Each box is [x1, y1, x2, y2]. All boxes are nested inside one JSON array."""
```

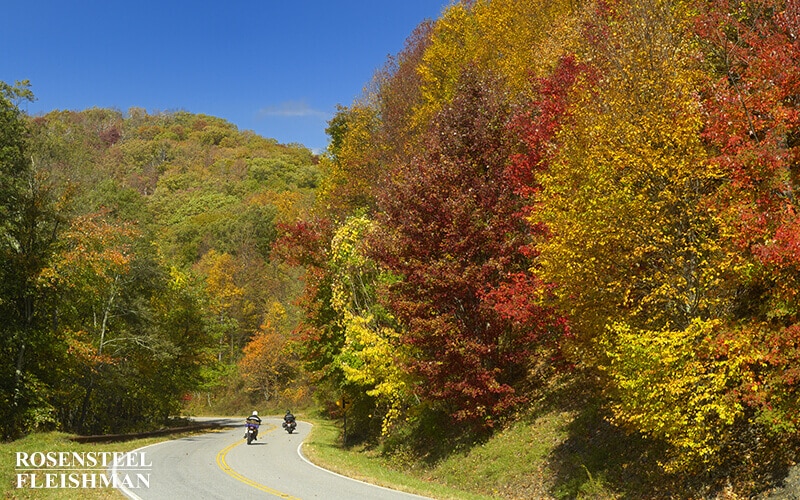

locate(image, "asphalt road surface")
[[114, 417, 430, 500]]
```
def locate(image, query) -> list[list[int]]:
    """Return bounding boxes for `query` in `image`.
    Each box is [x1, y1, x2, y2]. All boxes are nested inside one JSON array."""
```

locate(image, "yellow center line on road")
[[215, 424, 300, 500]]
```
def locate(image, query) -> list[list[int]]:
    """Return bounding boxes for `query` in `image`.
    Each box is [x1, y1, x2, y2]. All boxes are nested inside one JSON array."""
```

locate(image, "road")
[[114, 417, 430, 500]]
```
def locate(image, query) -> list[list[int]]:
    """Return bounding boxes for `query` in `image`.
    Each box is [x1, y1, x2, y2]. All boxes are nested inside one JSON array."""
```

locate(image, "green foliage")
[[0, 81, 67, 439], [317, 104, 382, 220], [0, 91, 317, 437], [248, 155, 319, 190], [0, 80, 34, 227]]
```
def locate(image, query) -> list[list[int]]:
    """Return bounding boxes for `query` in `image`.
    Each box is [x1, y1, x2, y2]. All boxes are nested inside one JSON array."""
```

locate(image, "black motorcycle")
[[282, 419, 296, 434]]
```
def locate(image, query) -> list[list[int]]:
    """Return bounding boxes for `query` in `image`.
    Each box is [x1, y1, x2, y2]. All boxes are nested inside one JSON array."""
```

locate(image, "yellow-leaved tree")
[[195, 249, 245, 363], [317, 104, 382, 222], [414, 0, 584, 128], [329, 215, 412, 437], [530, 0, 737, 469], [472, 0, 585, 91], [238, 301, 301, 404]]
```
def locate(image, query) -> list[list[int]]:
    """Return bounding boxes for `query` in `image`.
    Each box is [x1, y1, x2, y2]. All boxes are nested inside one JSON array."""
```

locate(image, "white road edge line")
[[113, 419, 431, 500], [295, 422, 431, 499], [112, 440, 172, 500]]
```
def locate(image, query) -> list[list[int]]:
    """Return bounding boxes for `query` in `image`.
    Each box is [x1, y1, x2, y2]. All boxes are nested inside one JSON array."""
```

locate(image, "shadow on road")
[[71, 417, 242, 443]]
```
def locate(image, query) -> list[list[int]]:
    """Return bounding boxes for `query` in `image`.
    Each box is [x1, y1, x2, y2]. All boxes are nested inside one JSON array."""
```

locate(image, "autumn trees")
[[520, 0, 800, 476], [521, 0, 737, 468], [281, 1, 578, 441], [694, 0, 800, 468], [580, 0, 800, 472], [278, 0, 800, 488], [371, 68, 563, 427], [6, 0, 800, 491]]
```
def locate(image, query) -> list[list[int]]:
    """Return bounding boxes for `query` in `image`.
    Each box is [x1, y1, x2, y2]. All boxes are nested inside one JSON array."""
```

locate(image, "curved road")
[[114, 417, 429, 500]]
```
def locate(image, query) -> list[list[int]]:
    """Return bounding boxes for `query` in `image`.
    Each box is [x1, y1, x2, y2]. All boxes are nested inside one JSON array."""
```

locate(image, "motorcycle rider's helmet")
[[252, 410, 258, 416]]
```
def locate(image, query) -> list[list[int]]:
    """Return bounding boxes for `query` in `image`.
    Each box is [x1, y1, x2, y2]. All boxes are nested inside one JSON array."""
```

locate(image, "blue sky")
[[1, 1, 452, 153]]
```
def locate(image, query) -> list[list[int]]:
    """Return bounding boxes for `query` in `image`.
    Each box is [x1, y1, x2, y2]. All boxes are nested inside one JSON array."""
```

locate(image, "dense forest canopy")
[[3, 0, 800, 496]]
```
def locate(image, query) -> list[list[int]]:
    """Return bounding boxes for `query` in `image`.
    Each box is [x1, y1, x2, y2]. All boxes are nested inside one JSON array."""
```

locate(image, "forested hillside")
[[0, 84, 318, 437], [277, 0, 800, 496], [4, 0, 800, 496]]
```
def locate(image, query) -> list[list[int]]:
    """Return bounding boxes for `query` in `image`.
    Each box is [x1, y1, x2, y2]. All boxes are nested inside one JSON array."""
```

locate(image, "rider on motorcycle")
[[283, 409, 295, 428], [246, 410, 261, 439]]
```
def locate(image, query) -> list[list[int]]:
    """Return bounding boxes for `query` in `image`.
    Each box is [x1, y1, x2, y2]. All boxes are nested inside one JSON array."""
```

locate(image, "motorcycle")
[[282, 419, 296, 434], [245, 420, 260, 444]]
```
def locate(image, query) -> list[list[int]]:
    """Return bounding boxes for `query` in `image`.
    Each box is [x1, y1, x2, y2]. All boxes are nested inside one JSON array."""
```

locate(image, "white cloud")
[[258, 100, 330, 118]]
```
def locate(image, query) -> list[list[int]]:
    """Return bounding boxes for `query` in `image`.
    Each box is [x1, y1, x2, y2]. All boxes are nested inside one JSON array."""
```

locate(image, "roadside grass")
[[424, 411, 582, 499], [302, 418, 491, 500], [299, 373, 634, 500], [302, 406, 620, 500], [298, 367, 793, 500]]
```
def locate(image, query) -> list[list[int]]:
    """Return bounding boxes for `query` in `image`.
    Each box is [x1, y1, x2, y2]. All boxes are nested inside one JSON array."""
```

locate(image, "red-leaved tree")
[[698, 0, 800, 435], [371, 67, 564, 427]]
